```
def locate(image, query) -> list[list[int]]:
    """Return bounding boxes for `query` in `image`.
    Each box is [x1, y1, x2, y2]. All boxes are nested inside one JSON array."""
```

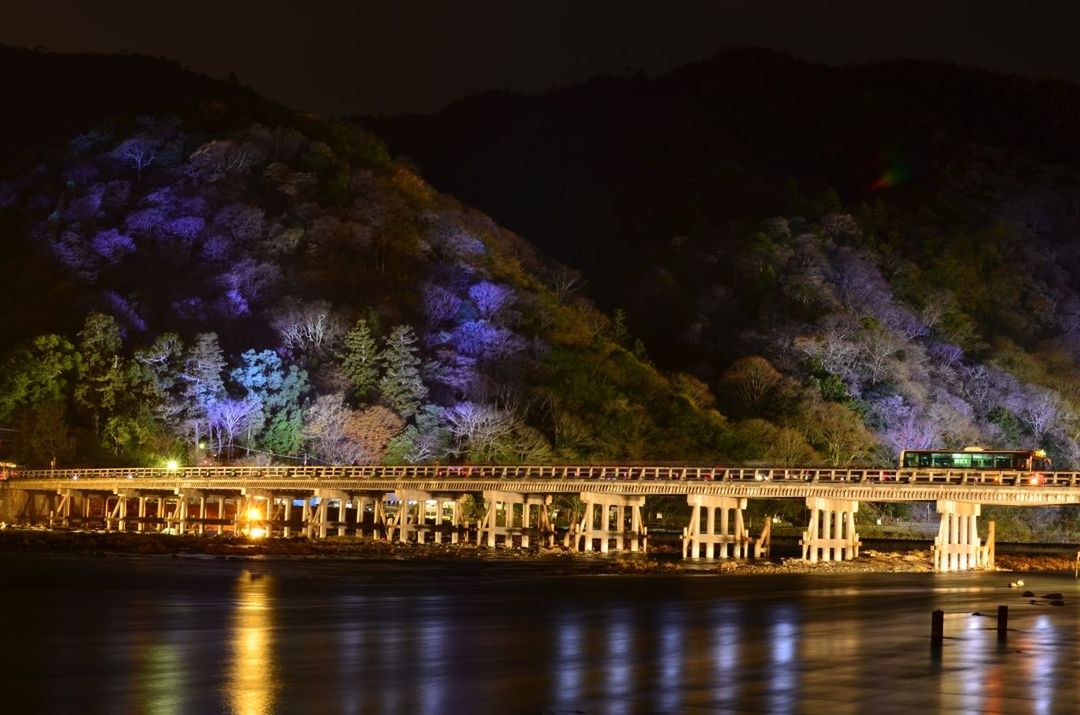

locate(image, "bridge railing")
[[7, 464, 1080, 487]]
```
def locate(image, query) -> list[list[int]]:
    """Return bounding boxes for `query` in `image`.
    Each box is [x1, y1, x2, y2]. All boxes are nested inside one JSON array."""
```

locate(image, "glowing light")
[[228, 573, 276, 714], [165, 460, 179, 472], [249, 527, 267, 539], [247, 508, 263, 522]]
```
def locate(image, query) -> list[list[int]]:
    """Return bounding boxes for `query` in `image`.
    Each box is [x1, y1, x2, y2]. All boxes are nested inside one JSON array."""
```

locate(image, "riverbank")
[[1, 527, 1076, 575]]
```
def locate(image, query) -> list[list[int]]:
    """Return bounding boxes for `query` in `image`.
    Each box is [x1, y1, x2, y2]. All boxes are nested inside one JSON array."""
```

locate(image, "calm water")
[[1, 553, 1078, 714]]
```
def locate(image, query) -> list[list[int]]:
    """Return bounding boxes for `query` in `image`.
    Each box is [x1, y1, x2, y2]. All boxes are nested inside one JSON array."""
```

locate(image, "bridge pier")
[[478, 491, 553, 548], [571, 492, 647, 554], [682, 495, 750, 559], [310, 490, 349, 538], [801, 497, 860, 563], [932, 501, 984, 572], [390, 491, 461, 544]]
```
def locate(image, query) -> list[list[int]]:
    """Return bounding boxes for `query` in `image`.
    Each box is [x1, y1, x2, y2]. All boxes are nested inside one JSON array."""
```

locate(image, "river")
[[0, 552, 1076, 714]]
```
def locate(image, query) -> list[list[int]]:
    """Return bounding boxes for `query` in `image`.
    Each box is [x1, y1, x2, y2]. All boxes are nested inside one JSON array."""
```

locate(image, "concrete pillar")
[[801, 498, 860, 563], [682, 495, 748, 559], [177, 495, 188, 535], [137, 496, 147, 533], [302, 498, 313, 538], [933, 501, 982, 572], [576, 493, 646, 555], [284, 499, 293, 538]]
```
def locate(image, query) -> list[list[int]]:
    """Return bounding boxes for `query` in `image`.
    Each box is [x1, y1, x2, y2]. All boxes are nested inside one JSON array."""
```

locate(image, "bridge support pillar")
[[801, 498, 860, 563], [52, 489, 73, 529], [478, 492, 553, 548], [682, 495, 749, 559], [311, 490, 350, 539], [572, 493, 647, 554], [933, 501, 983, 572]]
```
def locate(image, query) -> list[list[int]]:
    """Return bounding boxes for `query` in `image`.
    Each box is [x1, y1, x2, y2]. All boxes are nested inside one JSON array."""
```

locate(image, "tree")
[[181, 333, 227, 446], [342, 405, 405, 463], [341, 319, 380, 399], [718, 356, 784, 417], [74, 313, 128, 433], [134, 334, 186, 426], [272, 300, 346, 355], [443, 402, 516, 462], [13, 401, 75, 468], [230, 349, 308, 455], [0, 335, 80, 422], [209, 397, 262, 458], [797, 399, 878, 466], [302, 393, 365, 464], [378, 326, 427, 418], [113, 135, 158, 182]]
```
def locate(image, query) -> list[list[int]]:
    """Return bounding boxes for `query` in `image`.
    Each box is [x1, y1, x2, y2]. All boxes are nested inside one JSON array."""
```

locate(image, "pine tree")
[[73, 313, 128, 433], [182, 333, 226, 446], [342, 319, 379, 400], [378, 325, 427, 418]]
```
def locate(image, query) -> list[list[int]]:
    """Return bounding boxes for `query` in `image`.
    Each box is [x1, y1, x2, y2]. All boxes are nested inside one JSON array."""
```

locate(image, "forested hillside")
[[362, 49, 1080, 468], [0, 48, 733, 468]]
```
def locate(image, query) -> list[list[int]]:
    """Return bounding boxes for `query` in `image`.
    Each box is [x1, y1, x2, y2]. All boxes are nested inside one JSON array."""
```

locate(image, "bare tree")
[[113, 136, 159, 182]]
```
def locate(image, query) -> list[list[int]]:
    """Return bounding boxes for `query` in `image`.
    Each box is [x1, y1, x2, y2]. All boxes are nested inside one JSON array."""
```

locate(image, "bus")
[[0, 462, 16, 480], [898, 448, 1051, 472]]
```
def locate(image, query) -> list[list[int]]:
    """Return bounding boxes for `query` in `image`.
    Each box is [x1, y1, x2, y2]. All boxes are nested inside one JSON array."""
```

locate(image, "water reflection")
[[227, 572, 276, 715], [552, 609, 584, 708], [604, 610, 632, 715], [337, 594, 365, 715], [416, 595, 449, 715], [655, 605, 684, 713], [9, 556, 1080, 714], [769, 605, 799, 714], [711, 602, 740, 707]]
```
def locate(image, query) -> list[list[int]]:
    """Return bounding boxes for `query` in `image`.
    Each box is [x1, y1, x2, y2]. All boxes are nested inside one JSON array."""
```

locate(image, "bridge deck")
[[6, 465, 1080, 505]]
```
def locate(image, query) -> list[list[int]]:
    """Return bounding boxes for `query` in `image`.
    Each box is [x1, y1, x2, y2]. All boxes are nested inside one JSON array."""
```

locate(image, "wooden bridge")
[[5, 464, 1080, 571]]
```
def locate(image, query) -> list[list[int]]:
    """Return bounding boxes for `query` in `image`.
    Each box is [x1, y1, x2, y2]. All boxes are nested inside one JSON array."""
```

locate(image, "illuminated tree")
[[74, 313, 128, 433], [341, 319, 380, 399], [0, 335, 80, 422], [378, 326, 427, 418]]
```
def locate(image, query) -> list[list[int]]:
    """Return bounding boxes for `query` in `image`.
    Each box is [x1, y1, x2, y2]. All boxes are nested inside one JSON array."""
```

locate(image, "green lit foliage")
[[0, 335, 80, 422], [378, 326, 427, 418], [73, 313, 128, 433], [341, 318, 380, 400]]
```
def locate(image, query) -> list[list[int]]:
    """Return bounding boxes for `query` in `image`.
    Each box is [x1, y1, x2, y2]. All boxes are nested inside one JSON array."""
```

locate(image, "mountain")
[[0, 47, 733, 468], [360, 48, 1080, 468]]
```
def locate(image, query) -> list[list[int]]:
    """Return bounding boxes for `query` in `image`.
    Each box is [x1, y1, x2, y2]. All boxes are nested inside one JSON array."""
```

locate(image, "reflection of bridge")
[[5, 465, 1080, 571]]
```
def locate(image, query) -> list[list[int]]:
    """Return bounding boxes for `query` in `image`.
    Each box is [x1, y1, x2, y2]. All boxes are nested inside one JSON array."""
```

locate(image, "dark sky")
[[5, 0, 1080, 117]]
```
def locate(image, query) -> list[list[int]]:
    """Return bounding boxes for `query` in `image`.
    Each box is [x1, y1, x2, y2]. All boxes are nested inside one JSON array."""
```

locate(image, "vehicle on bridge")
[[899, 448, 1051, 483], [0, 462, 16, 481]]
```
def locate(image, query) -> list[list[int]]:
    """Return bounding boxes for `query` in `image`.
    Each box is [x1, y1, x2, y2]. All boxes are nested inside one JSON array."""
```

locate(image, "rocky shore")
[[1, 527, 1076, 576]]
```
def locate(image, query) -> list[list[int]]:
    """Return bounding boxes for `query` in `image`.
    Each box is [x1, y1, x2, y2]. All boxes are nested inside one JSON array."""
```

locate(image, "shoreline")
[[1, 528, 1076, 576]]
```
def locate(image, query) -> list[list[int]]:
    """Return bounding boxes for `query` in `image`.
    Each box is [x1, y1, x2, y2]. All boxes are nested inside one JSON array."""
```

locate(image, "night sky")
[[5, 0, 1080, 117]]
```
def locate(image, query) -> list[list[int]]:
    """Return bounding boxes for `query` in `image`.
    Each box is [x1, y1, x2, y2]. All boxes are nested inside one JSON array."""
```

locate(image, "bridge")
[[5, 464, 1080, 571]]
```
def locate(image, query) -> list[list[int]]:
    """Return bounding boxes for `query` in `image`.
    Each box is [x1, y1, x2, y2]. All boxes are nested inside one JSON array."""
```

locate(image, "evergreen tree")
[[0, 334, 80, 423], [378, 325, 427, 418], [182, 333, 226, 446], [231, 349, 309, 455], [341, 318, 379, 400], [74, 313, 128, 433]]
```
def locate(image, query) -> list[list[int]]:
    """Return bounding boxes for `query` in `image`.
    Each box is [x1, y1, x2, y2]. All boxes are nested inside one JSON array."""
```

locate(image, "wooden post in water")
[[931, 610, 944, 646], [996, 605, 1008, 639]]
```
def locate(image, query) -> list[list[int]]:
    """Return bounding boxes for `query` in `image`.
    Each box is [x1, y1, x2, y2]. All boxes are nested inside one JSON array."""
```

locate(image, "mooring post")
[[997, 605, 1008, 639], [931, 610, 944, 646]]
